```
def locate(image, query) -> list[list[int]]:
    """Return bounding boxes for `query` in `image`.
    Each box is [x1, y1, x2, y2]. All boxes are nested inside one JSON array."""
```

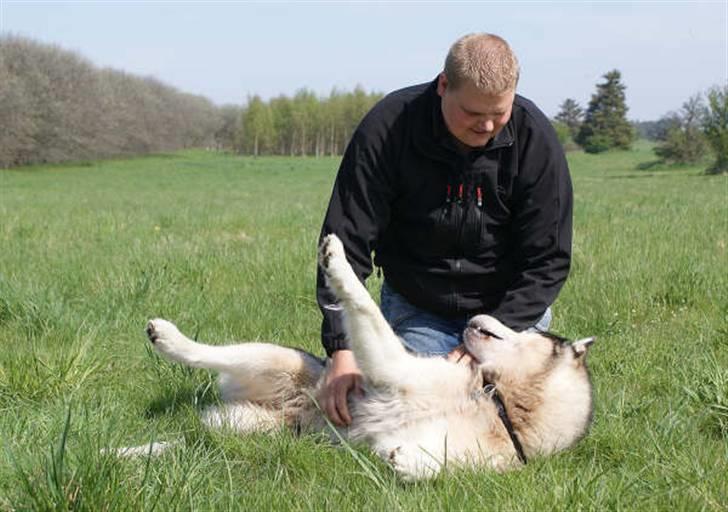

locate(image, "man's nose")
[[477, 119, 495, 132]]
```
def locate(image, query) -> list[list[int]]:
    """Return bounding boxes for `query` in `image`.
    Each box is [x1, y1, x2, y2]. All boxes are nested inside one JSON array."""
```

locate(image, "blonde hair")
[[444, 33, 520, 93]]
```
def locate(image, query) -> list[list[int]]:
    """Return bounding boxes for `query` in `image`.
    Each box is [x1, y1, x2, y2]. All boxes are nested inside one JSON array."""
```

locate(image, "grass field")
[[0, 143, 726, 510]]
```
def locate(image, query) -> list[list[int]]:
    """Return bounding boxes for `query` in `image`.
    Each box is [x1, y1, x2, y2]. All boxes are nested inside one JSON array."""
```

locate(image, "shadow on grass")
[[603, 168, 711, 179], [602, 173, 675, 179], [636, 159, 665, 171], [634, 158, 714, 175], [603, 171, 714, 180], [2, 151, 184, 172], [144, 382, 218, 419]]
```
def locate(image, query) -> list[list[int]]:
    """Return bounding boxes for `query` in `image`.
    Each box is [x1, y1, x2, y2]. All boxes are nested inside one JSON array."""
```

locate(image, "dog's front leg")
[[319, 235, 411, 385]]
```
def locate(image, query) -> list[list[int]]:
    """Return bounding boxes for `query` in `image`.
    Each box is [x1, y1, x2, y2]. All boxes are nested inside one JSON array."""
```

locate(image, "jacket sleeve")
[[489, 116, 573, 330], [316, 124, 398, 357]]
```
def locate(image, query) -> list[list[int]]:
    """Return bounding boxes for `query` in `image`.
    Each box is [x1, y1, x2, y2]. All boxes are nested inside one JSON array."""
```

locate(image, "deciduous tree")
[[703, 85, 728, 174], [0, 35, 223, 167], [242, 95, 275, 156], [654, 94, 708, 164]]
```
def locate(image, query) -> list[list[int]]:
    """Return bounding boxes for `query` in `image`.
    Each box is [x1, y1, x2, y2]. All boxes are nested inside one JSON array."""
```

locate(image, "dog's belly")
[[347, 392, 449, 449]]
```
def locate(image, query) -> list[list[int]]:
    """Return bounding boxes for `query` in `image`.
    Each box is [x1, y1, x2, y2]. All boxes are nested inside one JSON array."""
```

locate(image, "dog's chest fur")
[[306, 372, 522, 471]]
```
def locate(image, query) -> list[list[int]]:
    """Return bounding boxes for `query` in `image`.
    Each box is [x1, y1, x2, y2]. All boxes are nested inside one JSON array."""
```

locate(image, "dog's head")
[[463, 315, 595, 383], [463, 315, 596, 455]]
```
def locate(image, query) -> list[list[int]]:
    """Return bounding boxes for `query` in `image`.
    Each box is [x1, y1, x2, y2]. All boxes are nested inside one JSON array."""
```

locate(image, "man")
[[316, 33, 573, 426]]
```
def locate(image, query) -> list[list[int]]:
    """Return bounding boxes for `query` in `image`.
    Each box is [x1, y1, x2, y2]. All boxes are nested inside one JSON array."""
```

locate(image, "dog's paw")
[[318, 234, 369, 304], [387, 445, 441, 481], [146, 318, 188, 357], [146, 318, 179, 344], [318, 234, 346, 271]]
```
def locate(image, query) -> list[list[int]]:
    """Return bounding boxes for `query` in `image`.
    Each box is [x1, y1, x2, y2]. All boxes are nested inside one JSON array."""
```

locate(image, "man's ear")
[[437, 72, 448, 97], [571, 337, 596, 358]]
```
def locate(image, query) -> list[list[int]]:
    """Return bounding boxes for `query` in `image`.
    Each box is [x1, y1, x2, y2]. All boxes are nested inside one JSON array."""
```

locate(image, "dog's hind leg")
[[146, 319, 323, 403], [201, 402, 284, 433], [386, 443, 444, 481], [318, 235, 418, 386]]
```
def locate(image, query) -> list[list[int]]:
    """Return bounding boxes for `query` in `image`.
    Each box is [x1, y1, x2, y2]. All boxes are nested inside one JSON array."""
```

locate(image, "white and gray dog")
[[142, 234, 595, 480]]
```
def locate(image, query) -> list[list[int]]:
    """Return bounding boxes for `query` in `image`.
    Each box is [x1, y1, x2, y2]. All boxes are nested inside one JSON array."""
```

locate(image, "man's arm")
[[490, 116, 573, 330], [316, 116, 400, 424], [317, 123, 399, 355]]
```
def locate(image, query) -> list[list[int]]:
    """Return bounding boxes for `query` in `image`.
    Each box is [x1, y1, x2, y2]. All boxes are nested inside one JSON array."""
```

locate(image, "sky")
[[1, 1, 726, 121]]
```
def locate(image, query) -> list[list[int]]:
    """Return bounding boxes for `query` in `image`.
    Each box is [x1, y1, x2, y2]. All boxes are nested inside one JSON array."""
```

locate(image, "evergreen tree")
[[576, 70, 634, 153], [554, 98, 583, 139], [703, 85, 728, 174]]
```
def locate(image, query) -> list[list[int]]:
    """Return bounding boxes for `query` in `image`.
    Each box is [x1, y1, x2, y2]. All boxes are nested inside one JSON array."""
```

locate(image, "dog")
[[143, 234, 595, 480]]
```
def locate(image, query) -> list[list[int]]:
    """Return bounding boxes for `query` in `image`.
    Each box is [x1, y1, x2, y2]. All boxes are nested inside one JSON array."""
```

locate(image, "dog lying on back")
[[145, 234, 595, 480]]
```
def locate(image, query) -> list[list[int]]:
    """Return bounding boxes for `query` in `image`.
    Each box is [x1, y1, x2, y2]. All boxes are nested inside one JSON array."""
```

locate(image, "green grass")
[[1, 144, 726, 510]]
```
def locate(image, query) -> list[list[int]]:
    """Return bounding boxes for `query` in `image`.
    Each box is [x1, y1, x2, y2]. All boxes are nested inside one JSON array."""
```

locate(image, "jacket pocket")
[[427, 181, 463, 256], [467, 176, 511, 256]]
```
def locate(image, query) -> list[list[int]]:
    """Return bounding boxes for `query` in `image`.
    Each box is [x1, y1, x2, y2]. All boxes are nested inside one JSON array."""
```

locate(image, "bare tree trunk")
[[301, 125, 306, 156]]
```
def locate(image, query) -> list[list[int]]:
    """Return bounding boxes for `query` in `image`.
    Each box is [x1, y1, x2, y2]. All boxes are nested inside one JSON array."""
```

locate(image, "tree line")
[[552, 69, 727, 174], [220, 87, 383, 157], [0, 35, 221, 168], [2, 35, 725, 174], [0, 35, 383, 168]]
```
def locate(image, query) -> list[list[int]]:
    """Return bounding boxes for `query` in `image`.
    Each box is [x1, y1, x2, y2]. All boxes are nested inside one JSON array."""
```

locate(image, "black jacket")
[[317, 79, 573, 356]]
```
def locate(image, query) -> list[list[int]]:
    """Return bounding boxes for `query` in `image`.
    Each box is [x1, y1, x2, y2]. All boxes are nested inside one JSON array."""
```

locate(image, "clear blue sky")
[[2, 1, 726, 120]]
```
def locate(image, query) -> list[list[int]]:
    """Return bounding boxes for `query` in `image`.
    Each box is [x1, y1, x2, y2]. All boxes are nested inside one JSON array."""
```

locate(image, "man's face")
[[437, 73, 514, 148]]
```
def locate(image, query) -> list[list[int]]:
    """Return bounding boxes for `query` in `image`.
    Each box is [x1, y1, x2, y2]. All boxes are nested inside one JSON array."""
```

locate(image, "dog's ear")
[[571, 337, 596, 358]]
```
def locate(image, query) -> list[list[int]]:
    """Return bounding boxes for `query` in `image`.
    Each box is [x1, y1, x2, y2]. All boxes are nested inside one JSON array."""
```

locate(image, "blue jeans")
[[379, 282, 552, 356]]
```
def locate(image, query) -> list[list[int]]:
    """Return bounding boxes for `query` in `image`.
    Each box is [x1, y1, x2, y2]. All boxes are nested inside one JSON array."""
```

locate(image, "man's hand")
[[319, 349, 363, 427], [447, 344, 475, 366]]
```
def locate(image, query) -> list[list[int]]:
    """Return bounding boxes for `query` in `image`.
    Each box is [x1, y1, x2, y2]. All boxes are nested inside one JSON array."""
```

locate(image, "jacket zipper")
[[452, 161, 468, 313]]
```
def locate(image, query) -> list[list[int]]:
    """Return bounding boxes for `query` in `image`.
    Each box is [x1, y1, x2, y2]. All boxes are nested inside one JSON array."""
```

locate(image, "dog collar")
[[484, 383, 528, 465]]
